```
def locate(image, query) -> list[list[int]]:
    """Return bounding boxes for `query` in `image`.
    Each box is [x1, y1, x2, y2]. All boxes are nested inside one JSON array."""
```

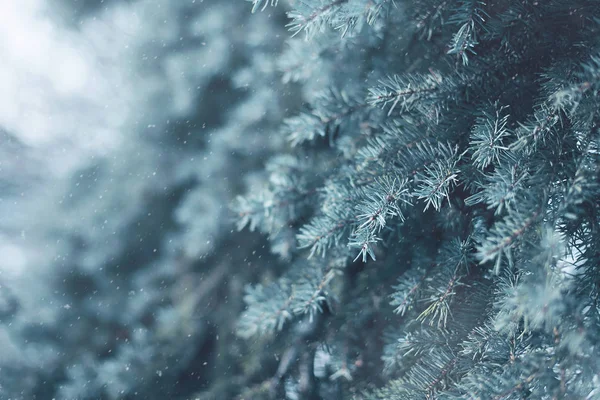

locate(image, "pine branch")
[[237, 267, 336, 338], [355, 118, 435, 170], [237, 281, 296, 338], [390, 267, 428, 316], [349, 176, 411, 262], [459, 322, 512, 364], [285, 87, 369, 146], [476, 205, 541, 274], [510, 104, 560, 153], [398, 329, 450, 359], [465, 152, 529, 215], [452, 352, 548, 400], [550, 54, 600, 114], [287, 0, 350, 39], [446, 1, 489, 65], [382, 328, 450, 376], [249, 0, 279, 13], [297, 214, 354, 258], [278, 35, 335, 83], [364, 0, 397, 25], [405, 349, 458, 395], [286, 0, 396, 39], [469, 103, 511, 170], [233, 155, 319, 234], [412, 144, 462, 211], [367, 71, 447, 117], [413, 0, 448, 40], [417, 240, 470, 328]]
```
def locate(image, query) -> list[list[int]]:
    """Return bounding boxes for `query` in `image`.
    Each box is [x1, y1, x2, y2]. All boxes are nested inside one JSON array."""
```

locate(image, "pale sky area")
[[0, 0, 141, 280], [0, 0, 227, 278]]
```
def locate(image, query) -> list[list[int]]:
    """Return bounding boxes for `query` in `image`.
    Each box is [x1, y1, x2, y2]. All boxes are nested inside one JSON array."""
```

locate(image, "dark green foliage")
[[234, 0, 600, 398]]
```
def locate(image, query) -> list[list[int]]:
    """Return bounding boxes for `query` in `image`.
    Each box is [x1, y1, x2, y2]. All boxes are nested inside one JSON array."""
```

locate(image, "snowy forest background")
[[1, 0, 289, 398]]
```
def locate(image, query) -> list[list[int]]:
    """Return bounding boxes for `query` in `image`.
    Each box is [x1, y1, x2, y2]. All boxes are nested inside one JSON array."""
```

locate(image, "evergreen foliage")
[[2, 0, 600, 399], [234, 0, 600, 398]]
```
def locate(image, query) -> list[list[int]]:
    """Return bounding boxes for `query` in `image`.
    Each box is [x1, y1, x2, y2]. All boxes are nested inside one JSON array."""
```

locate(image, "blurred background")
[[0, 0, 295, 398]]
